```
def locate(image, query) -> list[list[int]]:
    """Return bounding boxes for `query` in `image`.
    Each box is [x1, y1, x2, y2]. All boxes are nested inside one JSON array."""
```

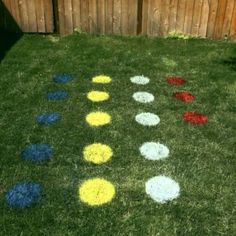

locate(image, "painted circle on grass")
[[22, 144, 53, 162], [167, 76, 185, 85], [47, 91, 68, 101], [6, 182, 42, 208], [87, 91, 110, 102], [37, 112, 60, 125], [130, 75, 150, 85], [83, 143, 113, 164], [133, 92, 154, 103], [92, 75, 112, 84], [135, 112, 160, 126], [86, 112, 111, 126], [139, 142, 169, 161], [53, 74, 73, 84], [79, 178, 115, 206], [173, 92, 194, 103], [183, 111, 208, 125], [145, 176, 180, 203]]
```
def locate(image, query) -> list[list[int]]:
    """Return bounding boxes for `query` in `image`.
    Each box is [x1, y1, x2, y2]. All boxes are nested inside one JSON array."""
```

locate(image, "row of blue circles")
[[6, 74, 74, 209]]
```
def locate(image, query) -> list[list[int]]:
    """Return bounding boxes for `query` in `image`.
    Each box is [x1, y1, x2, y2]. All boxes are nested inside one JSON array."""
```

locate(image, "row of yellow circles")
[[79, 75, 116, 207]]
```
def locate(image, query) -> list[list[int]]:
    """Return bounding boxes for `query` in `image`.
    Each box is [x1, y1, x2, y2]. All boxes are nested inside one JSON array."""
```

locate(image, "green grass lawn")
[[0, 33, 235, 236]]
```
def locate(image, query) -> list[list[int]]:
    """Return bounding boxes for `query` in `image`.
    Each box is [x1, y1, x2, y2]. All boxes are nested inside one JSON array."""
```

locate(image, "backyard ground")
[[0, 33, 235, 236]]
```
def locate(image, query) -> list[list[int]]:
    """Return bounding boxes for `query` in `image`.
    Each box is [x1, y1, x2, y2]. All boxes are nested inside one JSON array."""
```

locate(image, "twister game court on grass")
[[0, 34, 235, 235]]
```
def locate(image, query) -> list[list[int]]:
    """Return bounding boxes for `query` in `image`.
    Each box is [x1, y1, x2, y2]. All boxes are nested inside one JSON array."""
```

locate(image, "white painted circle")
[[140, 142, 169, 160], [135, 113, 160, 126], [133, 92, 154, 103], [130, 75, 150, 85], [145, 176, 180, 203]]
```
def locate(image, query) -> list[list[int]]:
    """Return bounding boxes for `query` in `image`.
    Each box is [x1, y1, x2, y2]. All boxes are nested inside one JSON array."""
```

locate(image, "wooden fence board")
[[191, 0, 203, 36], [214, 0, 227, 39], [105, 0, 113, 34], [27, 0, 37, 32], [230, 1, 236, 40], [183, 0, 194, 35], [97, 0, 106, 34], [72, 0, 80, 31], [161, 0, 171, 36], [141, 0, 149, 35], [176, 0, 186, 34], [168, 0, 179, 33], [221, 0, 235, 38], [35, 0, 46, 32], [63, 0, 73, 34], [207, 0, 219, 38], [128, 0, 137, 35], [113, 0, 122, 34], [198, 0, 210, 38], [1, 0, 236, 41]]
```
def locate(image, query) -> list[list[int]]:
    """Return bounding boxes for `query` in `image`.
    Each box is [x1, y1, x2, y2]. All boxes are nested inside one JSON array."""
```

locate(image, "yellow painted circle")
[[83, 143, 113, 164], [87, 91, 110, 102], [86, 112, 111, 126], [79, 178, 115, 206], [92, 75, 112, 84]]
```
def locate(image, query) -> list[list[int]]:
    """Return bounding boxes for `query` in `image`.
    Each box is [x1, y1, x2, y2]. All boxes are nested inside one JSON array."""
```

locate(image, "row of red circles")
[[167, 76, 208, 125]]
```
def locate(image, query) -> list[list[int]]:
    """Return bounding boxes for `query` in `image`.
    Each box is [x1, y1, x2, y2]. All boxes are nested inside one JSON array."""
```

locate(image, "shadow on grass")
[[221, 56, 236, 71], [220, 47, 236, 72], [0, 1, 22, 62]]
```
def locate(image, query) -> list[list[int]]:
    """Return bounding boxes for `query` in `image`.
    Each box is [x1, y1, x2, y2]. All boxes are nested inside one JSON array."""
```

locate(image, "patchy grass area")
[[0, 33, 235, 235]]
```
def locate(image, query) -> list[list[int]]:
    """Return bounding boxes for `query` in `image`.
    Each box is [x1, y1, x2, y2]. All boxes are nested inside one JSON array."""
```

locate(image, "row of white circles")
[[131, 75, 180, 204]]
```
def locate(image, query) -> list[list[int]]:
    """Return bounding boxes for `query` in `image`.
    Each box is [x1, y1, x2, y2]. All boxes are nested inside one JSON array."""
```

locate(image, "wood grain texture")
[[230, 1, 236, 40], [1, 0, 236, 40], [113, 0, 122, 34]]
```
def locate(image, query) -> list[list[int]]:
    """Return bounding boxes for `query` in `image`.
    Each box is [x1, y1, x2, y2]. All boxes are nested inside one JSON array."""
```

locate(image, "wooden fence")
[[0, 0, 236, 40]]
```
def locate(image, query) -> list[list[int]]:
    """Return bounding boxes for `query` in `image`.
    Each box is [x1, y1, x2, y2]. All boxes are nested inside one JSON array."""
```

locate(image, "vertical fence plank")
[[141, 0, 149, 35], [18, 0, 29, 32], [72, 0, 81, 31], [35, 0, 46, 32], [89, 0, 97, 33], [128, 0, 137, 35], [121, 0, 129, 35], [80, 0, 89, 32], [207, 0, 219, 38], [105, 0, 113, 34], [63, 0, 73, 34], [27, 0, 37, 32], [230, 1, 236, 40], [198, 0, 209, 38], [151, 0, 162, 36], [168, 0, 179, 33], [97, 0, 105, 34], [191, 0, 203, 36], [183, 0, 194, 35], [214, 0, 227, 39], [161, 0, 171, 36], [221, 0, 235, 38], [176, 0, 186, 34], [58, 0, 65, 34], [113, 0, 122, 34], [44, 0, 54, 32]]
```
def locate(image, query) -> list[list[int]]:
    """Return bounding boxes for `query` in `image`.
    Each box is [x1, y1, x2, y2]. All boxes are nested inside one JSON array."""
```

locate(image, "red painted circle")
[[183, 111, 208, 125], [167, 76, 185, 85], [173, 92, 194, 103]]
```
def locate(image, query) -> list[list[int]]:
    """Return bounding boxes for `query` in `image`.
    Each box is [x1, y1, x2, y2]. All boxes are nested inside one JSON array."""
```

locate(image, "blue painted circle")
[[22, 144, 53, 162], [53, 74, 73, 84], [37, 112, 60, 125], [47, 91, 68, 101], [6, 182, 42, 208]]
